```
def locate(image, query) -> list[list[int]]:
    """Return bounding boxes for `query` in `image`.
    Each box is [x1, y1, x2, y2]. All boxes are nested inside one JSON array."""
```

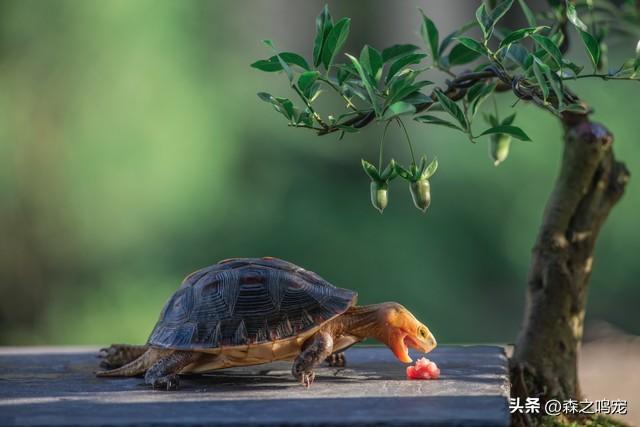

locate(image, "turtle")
[[95, 257, 437, 390]]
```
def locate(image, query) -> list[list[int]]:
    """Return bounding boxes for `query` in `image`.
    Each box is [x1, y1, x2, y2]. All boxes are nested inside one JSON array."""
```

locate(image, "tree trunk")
[[510, 113, 630, 421]]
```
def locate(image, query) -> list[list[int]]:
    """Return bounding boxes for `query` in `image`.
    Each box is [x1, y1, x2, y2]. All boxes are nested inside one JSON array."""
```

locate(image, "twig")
[[292, 84, 328, 129]]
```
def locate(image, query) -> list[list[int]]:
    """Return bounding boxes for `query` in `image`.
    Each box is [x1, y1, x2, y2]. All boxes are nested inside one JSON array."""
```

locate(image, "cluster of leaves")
[[252, 1, 639, 213]]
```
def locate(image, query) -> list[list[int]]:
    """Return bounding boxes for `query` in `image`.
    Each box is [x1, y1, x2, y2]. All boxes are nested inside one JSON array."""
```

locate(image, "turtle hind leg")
[[144, 351, 200, 391], [98, 344, 149, 369], [95, 348, 161, 377], [292, 331, 334, 388], [325, 351, 346, 368]]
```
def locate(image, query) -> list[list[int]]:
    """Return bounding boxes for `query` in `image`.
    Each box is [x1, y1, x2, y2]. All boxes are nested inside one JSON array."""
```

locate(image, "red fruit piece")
[[406, 357, 440, 380]]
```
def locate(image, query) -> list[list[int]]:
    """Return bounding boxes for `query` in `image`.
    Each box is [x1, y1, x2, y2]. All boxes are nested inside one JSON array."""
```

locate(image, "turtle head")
[[376, 302, 437, 363]]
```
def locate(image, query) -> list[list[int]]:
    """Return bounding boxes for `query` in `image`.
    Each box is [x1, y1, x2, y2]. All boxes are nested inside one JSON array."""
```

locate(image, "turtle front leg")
[[99, 344, 149, 369], [145, 351, 200, 391], [292, 331, 333, 388]]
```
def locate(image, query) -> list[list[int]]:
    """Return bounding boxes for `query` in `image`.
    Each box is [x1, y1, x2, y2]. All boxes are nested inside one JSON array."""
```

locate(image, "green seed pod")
[[410, 179, 431, 212], [370, 181, 389, 213], [489, 133, 512, 166]]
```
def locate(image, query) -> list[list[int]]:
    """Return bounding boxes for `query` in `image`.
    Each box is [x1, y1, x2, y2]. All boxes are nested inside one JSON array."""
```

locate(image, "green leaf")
[[415, 115, 464, 131], [322, 17, 351, 70], [433, 89, 468, 130], [393, 163, 413, 181], [470, 82, 497, 117], [297, 109, 313, 126], [419, 9, 439, 60], [275, 96, 295, 119], [517, 0, 537, 26], [479, 125, 531, 141], [565, 0, 588, 32], [382, 44, 420, 63], [298, 71, 320, 98], [342, 81, 368, 102], [455, 37, 488, 55], [531, 34, 563, 67], [532, 57, 550, 102], [345, 53, 381, 117], [483, 112, 500, 127], [476, 0, 514, 40], [380, 159, 397, 181], [421, 158, 438, 180], [488, 0, 515, 29], [251, 52, 310, 72], [387, 70, 417, 97], [386, 79, 432, 107], [361, 159, 381, 181], [447, 43, 481, 66], [257, 92, 274, 103], [313, 5, 333, 67], [382, 101, 416, 120], [440, 19, 478, 52], [545, 66, 564, 108], [466, 82, 485, 103], [475, 3, 491, 40], [261, 40, 294, 82], [505, 43, 529, 68], [550, 31, 564, 48], [385, 53, 427, 83], [499, 26, 545, 49], [501, 112, 516, 126], [360, 45, 383, 83], [336, 63, 358, 84], [257, 93, 297, 121], [402, 91, 432, 105], [579, 30, 601, 69], [418, 155, 427, 172]]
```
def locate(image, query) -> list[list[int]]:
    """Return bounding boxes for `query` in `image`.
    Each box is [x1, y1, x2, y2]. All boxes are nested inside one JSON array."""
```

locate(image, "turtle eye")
[[419, 327, 428, 338]]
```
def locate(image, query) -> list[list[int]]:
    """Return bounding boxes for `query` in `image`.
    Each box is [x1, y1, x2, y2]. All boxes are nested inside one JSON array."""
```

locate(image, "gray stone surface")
[[0, 345, 510, 426]]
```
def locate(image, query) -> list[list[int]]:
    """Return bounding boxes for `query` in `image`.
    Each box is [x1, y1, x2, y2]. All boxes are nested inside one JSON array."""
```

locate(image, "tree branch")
[[317, 69, 501, 136], [316, 65, 584, 136], [534, 120, 612, 252]]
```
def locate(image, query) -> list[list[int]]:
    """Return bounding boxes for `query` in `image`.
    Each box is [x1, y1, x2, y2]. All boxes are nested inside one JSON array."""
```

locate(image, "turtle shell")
[[147, 257, 357, 349]]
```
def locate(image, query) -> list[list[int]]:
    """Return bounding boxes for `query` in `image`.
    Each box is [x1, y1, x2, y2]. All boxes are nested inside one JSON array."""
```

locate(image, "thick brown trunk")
[[510, 113, 630, 423]]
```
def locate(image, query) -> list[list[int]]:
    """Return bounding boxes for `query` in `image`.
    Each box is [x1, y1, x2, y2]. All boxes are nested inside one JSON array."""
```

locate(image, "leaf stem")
[[396, 118, 417, 165], [378, 120, 393, 171], [436, 64, 456, 78]]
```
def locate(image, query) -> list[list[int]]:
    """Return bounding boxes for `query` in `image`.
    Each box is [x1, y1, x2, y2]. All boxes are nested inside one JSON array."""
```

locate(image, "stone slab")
[[0, 345, 510, 426]]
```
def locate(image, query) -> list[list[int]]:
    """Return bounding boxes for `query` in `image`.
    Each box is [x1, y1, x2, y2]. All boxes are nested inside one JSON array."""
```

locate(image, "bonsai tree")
[[252, 1, 638, 424]]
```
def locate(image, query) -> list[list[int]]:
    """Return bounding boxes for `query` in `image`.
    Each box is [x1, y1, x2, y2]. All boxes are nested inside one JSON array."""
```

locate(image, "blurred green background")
[[0, 0, 638, 346]]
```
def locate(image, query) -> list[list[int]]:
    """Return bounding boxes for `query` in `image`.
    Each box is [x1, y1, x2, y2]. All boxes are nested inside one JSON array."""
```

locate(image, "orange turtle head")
[[374, 302, 437, 363]]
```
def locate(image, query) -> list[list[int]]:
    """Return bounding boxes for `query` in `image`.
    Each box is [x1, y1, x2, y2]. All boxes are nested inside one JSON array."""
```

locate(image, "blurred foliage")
[[0, 0, 638, 346]]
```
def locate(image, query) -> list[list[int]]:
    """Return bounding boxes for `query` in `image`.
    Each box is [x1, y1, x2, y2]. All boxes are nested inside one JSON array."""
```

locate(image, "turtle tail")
[[95, 348, 162, 377]]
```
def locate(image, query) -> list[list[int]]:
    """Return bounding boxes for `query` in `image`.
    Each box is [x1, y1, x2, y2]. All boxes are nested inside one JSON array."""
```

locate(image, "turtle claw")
[[98, 345, 122, 366], [149, 374, 180, 391], [298, 371, 315, 388]]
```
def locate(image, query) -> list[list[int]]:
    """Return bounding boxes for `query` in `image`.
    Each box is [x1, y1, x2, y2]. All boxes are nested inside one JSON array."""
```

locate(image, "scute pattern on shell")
[[147, 257, 357, 349]]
